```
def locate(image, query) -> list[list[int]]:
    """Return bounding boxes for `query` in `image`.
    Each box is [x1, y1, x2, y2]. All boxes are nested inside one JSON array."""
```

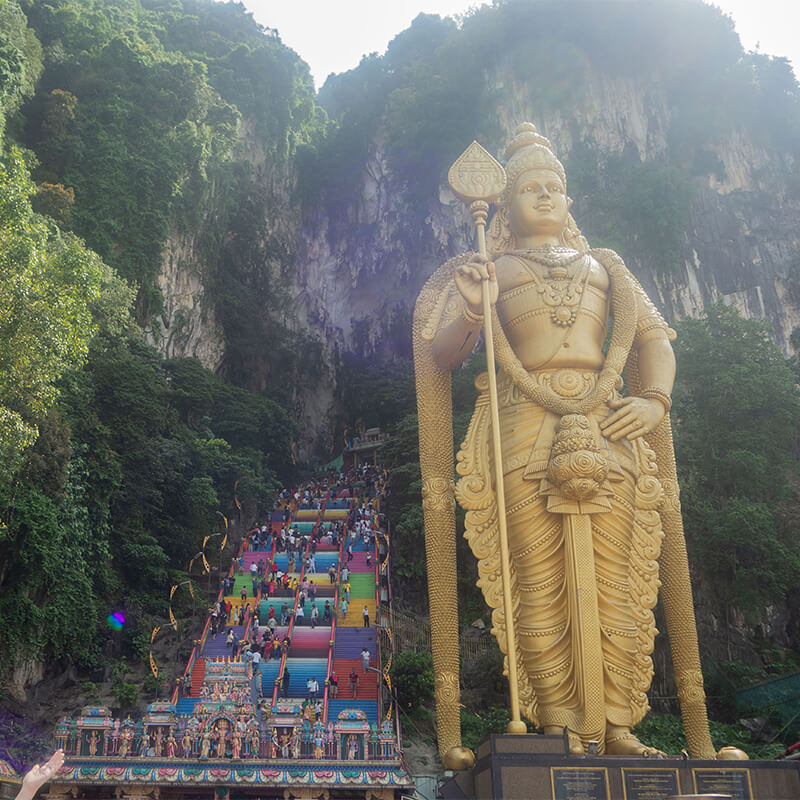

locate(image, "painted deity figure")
[[87, 731, 99, 756], [270, 728, 279, 759], [231, 730, 242, 759], [182, 731, 193, 758], [166, 732, 177, 758], [313, 725, 325, 760], [199, 730, 211, 759], [213, 723, 227, 758], [415, 123, 718, 762], [249, 729, 261, 759], [117, 729, 130, 758]]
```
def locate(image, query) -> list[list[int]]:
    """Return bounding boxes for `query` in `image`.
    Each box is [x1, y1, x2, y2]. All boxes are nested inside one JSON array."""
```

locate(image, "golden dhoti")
[[456, 369, 664, 750]]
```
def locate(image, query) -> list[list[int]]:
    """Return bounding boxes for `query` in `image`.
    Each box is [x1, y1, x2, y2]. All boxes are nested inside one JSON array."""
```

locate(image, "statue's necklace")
[[513, 248, 591, 328], [520, 245, 586, 271]]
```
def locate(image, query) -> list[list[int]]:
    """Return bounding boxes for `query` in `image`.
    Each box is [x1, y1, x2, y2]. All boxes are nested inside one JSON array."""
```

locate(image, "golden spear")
[[448, 142, 527, 736]]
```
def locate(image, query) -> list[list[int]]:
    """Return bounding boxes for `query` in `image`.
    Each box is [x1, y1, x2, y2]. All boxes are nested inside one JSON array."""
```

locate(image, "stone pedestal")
[[439, 735, 800, 800]]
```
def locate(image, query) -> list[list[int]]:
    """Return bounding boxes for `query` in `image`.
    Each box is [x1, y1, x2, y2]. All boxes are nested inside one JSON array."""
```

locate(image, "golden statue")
[[414, 123, 727, 767]]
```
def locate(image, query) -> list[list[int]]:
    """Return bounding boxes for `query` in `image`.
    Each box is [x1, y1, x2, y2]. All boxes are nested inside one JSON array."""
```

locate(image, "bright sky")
[[240, 0, 799, 91]]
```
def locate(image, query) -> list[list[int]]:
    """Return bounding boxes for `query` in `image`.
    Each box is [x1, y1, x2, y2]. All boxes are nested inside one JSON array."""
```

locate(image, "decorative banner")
[[220, 533, 227, 552], [169, 584, 178, 601], [149, 651, 158, 679], [169, 606, 177, 631], [381, 627, 393, 720], [233, 481, 242, 511], [384, 673, 393, 721], [201, 553, 210, 574], [150, 626, 161, 644]]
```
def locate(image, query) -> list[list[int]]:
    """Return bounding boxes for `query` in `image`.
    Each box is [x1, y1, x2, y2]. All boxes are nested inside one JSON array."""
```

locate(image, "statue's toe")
[[606, 732, 664, 757]]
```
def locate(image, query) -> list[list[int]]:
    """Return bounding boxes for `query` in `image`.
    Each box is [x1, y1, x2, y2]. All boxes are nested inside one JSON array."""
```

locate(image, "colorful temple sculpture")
[[45, 477, 413, 799]]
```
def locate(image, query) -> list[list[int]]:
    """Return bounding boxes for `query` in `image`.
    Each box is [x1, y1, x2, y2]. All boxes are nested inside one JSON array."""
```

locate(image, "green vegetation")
[[673, 304, 800, 617], [391, 650, 435, 716], [17, 0, 325, 337], [0, 0, 297, 687], [634, 713, 785, 760]]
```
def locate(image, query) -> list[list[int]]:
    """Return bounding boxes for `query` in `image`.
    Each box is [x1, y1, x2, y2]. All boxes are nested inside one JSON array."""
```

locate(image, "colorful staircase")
[[327, 522, 379, 724]]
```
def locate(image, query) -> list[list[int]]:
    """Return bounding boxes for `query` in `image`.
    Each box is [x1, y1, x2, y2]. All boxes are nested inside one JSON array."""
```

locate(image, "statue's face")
[[509, 168, 568, 238]]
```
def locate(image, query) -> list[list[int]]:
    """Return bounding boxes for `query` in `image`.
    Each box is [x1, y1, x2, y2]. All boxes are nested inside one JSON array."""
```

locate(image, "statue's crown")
[[503, 122, 566, 196]]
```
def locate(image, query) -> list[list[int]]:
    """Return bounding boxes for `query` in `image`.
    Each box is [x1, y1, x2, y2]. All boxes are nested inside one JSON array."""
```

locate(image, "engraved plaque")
[[622, 768, 679, 800], [551, 767, 609, 800], [693, 768, 753, 800]]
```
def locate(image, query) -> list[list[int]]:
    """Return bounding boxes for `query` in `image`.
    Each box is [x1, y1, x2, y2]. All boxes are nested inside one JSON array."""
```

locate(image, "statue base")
[[439, 734, 800, 800]]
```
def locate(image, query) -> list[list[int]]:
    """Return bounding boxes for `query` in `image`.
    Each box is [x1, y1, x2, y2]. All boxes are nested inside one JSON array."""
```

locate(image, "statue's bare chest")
[[497, 251, 608, 319], [494, 251, 610, 367]]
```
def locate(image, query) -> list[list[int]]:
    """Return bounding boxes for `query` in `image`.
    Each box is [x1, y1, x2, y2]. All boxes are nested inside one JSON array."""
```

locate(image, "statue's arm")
[[431, 312, 482, 371], [634, 328, 675, 396], [600, 281, 676, 441], [431, 259, 499, 372]]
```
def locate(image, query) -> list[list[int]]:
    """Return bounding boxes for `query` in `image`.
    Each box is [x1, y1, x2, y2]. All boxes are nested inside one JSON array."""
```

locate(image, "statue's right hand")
[[454, 258, 498, 313]]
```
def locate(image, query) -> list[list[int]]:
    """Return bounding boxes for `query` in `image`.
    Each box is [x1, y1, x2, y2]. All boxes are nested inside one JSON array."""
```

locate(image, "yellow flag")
[[149, 651, 158, 679]]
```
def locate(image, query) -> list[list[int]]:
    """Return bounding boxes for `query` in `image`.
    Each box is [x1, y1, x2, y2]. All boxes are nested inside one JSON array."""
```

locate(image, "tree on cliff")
[[673, 304, 800, 619]]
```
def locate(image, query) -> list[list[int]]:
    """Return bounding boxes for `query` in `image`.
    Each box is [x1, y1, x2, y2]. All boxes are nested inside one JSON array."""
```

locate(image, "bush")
[[460, 706, 536, 750], [391, 650, 434, 714], [111, 660, 138, 708]]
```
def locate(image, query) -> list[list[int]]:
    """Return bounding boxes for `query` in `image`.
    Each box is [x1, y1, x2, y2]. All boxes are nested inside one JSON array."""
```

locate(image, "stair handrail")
[[371, 517, 382, 722], [271, 511, 312, 705], [323, 506, 346, 723]]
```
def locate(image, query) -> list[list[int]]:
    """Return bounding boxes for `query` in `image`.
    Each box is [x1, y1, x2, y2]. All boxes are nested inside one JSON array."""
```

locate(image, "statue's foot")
[[605, 729, 664, 757], [544, 726, 584, 754]]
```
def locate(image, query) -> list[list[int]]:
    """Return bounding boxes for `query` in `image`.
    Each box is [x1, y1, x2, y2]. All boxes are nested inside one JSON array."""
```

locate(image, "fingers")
[[610, 420, 644, 441], [600, 407, 643, 440], [606, 396, 633, 410], [456, 262, 496, 283], [599, 406, 633, 436], [456, 265, 483, 284]]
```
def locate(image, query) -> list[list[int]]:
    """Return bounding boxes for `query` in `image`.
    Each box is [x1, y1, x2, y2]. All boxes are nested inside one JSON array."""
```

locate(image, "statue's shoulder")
[[414, 252, 475, 342]]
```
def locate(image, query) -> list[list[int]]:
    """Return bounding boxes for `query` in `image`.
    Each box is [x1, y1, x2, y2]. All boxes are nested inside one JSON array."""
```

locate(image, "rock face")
[[153, 62, 800, 438], [147, 228, 226, 370]]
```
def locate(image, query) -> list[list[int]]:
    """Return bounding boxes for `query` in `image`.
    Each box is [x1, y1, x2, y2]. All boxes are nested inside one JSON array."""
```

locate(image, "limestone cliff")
[[151, 6, 800, 448]]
